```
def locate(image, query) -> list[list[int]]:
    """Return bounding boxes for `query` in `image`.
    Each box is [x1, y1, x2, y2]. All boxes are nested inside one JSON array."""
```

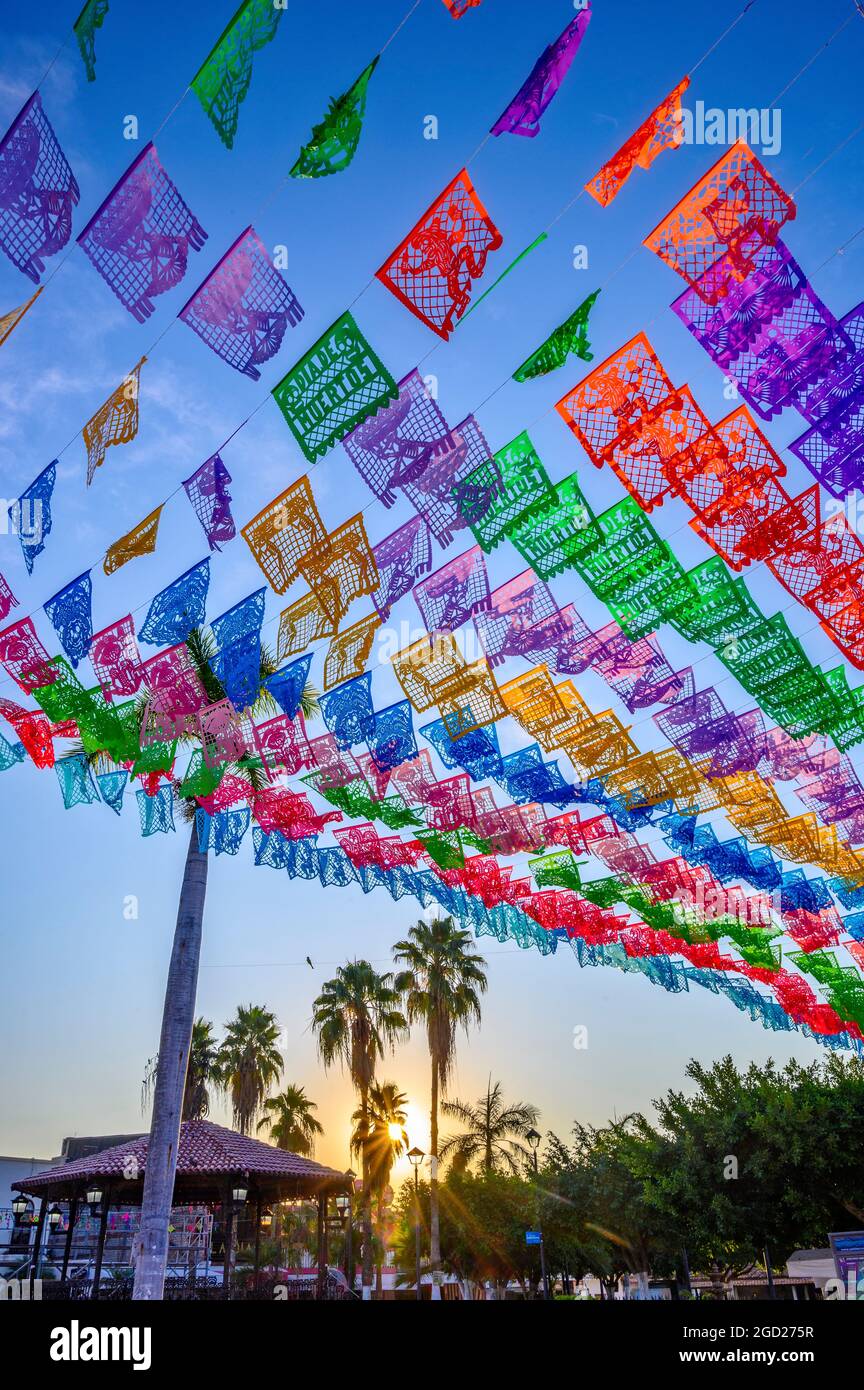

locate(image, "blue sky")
[[1, 0, 864, 1177]]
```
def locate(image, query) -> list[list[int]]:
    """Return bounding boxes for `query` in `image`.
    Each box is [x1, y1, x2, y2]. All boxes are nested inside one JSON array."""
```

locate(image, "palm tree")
[[440, 1077, 539, 1174], [142, 1017, 220, 1123], [311, 962, 407, 1301], [108, 625, 320, 1301], [392, 916, 487, 1301], [218, 1004, 284, 1134], [351, 1081, 408, 1292], [257, 1084, 324, 1156]]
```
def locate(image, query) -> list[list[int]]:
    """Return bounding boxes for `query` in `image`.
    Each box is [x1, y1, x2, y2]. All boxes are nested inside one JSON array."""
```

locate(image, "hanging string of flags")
[[1, 0, 864, 1044]]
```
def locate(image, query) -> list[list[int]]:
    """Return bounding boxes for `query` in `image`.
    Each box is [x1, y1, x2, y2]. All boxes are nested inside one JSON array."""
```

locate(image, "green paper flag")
[[191, 0, 284, 150], [272, 312, 397, 463], [291, 57, 379, 179], [513, 290, 600, 381]]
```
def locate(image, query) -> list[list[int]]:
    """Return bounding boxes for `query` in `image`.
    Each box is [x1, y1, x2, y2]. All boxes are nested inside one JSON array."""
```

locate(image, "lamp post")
[[408, 1146, 424, 1302], [526, 1129, 550, 1302]]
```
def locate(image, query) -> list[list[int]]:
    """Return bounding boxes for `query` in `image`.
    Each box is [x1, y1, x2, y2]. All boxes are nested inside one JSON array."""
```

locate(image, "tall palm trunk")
[[360, 1083, 374, 1301], [429, 1055, 441, 1301], [133, 825, 207, 1300]]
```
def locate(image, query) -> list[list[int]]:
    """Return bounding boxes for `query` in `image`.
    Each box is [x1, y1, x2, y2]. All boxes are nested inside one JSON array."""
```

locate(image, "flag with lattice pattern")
[[0, 287, 42, 347], [56, 753, 100, 809], [299, 515, 379, 626], [585, 77, 689, 207], [242, 477, 328, 594], [180, 226, 303, 379], [276, 592, 336, 660], [141, 642, 209, 717], [371, 516, 433, 620], [343, 368, 454, 506], [9, 460, 55, 574], [556, 332, 676, 467], [413, 546, 490, 633], [376, 170, 503, 339], [291, 57, 379, 178], [268, 650, 318, 717], [84, 357, 146, 485], [137, 784, 175, 835], [272, 312, 397, 462], [323, 612, 381, 690], [103, 505, 163, 575], [254, 711, 310, 775], [644, 142, 796, 302], [78, 144, 207, 321], [0, 92, 80, 282], [491, 8, 591, 139], [456, 429, 556, 553], [513, 291, 599, 381], [473, 570, 562, 668], [43, 572, 92, 668], [0, 574, 17, 625], [191, 0, 284, 149], [138, 558, 210, 646], [183, 452, 236, 552], [90, 615, 143, 697]]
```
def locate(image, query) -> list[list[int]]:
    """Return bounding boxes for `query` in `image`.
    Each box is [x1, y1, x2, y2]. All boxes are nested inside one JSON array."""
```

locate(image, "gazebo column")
[[222, 1184, 234, 1301], [91, 1186, 112, 1300], [27, 1196, 48, 1284], [316, 1193, 327, 1300], [253, 1193, 262, 1297], [61, 1197, 79, 1281]]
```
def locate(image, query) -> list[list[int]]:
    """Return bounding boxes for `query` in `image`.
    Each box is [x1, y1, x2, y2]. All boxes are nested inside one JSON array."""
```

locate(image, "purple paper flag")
[[343, 369, 455, 506], [413, 545, 491, 633], [77, 144, 207, 322], [179, 226, 304, 379], [372, 516, 433, 620], [183, 452, 236, 551], [0, 92, 80, 282], [491, 8, 592, 139]]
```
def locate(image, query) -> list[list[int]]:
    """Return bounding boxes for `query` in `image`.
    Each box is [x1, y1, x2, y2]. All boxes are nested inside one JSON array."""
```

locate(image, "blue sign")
[[525, 1230, 542, 1246]]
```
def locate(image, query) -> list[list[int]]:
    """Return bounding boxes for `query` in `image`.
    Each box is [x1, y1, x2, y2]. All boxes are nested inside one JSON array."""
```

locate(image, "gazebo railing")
[[39, 1271, 351, 1301]]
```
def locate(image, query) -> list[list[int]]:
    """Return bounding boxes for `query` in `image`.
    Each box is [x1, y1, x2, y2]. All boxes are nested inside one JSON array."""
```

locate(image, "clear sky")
[[1, 0, 864, 1184]]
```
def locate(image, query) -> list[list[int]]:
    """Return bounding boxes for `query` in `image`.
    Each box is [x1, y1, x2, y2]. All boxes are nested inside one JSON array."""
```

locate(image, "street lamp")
[[231, 1180, 249, 1206], [11, 1193, 33, 1225], [342, 1169, 356, 1292], [525, 1130, 550, 1301], [85, 1183, 104, 1213], [48, 1204, 63, 1230], [408, 1146, 424, 1302], [526, 1128, 541, 1174]]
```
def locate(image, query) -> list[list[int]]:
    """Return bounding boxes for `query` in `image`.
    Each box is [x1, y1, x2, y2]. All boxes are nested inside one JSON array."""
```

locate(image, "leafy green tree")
[[312, 961, 407, 1300], [351, 1082, 408, 1291], [257, 1084, 324, 1156], [218, 1004, 284, 1135], [440, 1077, 539, 1174], [393, 917, 487, 1299]]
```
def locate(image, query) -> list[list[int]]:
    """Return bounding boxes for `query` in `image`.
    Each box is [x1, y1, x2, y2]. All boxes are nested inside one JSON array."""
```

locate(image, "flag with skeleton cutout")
[[179, 227, 303, 379], [0, 92, 80, 282], [376, 170, 503, 339], [78, 145, 207, 321]]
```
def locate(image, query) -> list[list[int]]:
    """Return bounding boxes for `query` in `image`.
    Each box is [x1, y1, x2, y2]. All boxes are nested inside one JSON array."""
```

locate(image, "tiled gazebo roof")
[[12, 1120, 348, 1203]]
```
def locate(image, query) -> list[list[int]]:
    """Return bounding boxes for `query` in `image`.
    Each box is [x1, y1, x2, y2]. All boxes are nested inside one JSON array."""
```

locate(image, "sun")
[[388, 1122, 404, 1142]]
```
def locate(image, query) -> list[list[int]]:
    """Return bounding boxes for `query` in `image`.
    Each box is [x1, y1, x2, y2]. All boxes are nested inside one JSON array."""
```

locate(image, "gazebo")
[[12, 1120, 353, 1300]]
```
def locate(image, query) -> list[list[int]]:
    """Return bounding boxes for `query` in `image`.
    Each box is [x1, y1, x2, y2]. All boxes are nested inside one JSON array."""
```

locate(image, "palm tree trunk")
[[429, 1054, 441, 1301], [133, 823, 207, 1300], [360, 1085, 374, 1301]]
